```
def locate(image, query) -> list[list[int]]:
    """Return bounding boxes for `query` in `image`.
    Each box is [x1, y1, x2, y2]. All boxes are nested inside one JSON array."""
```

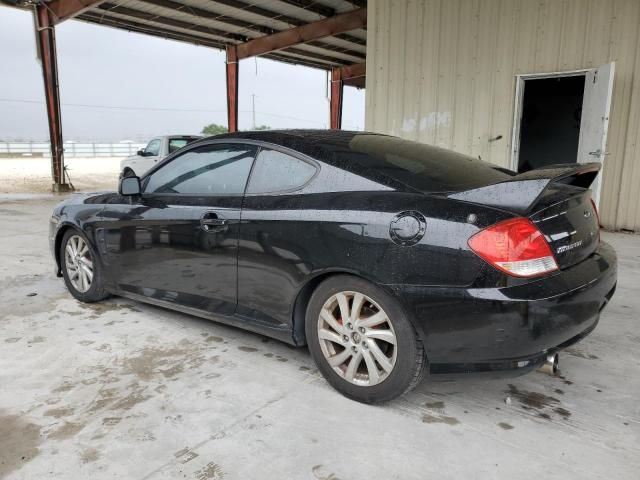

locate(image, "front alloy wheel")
[[60, 229, 109, 303], [318, 291, 397, 386], [65, 234, 94, 293]]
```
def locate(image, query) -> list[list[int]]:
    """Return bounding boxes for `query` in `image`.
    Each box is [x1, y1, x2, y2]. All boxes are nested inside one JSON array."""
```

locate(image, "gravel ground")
[[0, 157, 121, 193]]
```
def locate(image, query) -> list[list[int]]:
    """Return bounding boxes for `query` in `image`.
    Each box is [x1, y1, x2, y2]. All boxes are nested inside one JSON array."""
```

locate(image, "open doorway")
[[517, 75, 585, 172], [511, 63, 615, 205]]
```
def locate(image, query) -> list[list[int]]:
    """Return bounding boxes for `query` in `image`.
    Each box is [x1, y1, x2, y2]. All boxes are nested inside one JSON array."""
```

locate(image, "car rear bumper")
[[389, 241, 617, 376]]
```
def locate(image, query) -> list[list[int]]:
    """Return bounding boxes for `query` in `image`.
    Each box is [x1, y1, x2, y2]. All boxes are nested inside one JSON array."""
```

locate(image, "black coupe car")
[[50, 130, 617, 403]]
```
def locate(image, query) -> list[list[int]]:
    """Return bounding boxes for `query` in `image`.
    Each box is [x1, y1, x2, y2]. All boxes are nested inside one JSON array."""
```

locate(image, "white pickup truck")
[[120, 135, 201, 176]]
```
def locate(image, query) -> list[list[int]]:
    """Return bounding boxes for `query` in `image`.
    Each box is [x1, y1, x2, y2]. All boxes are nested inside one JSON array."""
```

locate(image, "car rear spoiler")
[[448, 163, 601, 215]]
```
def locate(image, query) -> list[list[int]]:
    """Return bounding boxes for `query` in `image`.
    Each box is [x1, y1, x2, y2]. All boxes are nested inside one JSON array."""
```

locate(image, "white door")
[[577, 62, 615, 206]]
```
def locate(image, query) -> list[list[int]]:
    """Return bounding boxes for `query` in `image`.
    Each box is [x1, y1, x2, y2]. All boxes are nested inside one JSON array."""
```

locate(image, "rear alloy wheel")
[[306, 275, 426, 403], [318, 291, 397, 386], [60, 229, 109, 303]]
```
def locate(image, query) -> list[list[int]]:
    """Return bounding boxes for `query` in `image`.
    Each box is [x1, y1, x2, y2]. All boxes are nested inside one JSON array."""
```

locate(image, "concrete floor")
[[1, 194, 639, 480]]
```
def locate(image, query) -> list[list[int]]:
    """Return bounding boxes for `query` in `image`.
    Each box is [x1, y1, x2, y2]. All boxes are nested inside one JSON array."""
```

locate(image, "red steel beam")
[[340, 62, 366, 81], [330, 67, 344, 130], [47, 0, 105, 25], [226, 46, 239, 133], [35, 4, 69, 190], [341, 62, 366, 88], [236, 8, 367, 60], [328, 63, 365, 129]]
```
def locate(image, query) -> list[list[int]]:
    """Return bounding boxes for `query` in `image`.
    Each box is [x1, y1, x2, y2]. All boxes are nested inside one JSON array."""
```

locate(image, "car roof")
[[195, 129, 510, 194], [201, 129, 383, 161], [205, 129, 367, 143]]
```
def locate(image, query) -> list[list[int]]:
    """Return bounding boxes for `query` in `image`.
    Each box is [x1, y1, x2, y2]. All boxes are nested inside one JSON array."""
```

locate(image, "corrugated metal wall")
[[365, 0, 640, 230]]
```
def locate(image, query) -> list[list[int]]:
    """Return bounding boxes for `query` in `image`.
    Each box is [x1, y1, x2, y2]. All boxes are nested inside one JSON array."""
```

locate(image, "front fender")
[[50, 204, 105, 277]]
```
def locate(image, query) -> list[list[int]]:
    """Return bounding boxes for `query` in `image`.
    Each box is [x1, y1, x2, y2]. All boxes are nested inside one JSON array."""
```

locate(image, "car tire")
[[306, 275, 427, 403], [60, 229, 109, 303]]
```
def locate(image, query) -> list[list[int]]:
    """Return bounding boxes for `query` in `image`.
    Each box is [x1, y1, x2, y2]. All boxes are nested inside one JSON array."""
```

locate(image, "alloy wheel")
[[65, 235, 94, 293], [317, 291, 397, 386]]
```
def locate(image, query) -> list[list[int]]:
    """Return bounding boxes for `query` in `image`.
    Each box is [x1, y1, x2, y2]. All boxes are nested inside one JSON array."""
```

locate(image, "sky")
[[0, 6, 365, 142]]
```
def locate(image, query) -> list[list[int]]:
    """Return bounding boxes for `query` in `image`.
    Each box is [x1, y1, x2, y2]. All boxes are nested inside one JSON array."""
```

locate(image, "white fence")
[[0, 142, 146, 158]]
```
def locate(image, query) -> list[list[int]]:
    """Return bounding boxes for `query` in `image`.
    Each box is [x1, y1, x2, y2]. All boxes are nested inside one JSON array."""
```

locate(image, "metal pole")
[[330, 67, 344, 130], [226, 46, 239, 133], [34, 4, 70, 191]]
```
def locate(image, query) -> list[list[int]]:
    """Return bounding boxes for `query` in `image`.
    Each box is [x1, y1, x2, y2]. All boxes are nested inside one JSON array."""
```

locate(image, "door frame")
[[510, 68, 590, 172]]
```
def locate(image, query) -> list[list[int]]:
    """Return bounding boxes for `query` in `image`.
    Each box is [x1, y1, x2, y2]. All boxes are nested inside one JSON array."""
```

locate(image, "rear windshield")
[[168, 137, 200, 154], [346, 134, 511, 193]]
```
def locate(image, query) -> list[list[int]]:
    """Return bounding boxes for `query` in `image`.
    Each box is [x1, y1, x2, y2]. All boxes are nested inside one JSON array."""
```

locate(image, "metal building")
[[366, 0, 640, 231]]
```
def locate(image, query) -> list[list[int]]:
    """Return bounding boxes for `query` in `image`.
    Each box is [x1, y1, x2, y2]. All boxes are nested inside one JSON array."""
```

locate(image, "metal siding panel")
[[470, 0, 500, 161], [385, 0, 406, 136], [487, 0, 519, 169], [399, 0, 423, 141], [365, 0, 383, 131], [534, 0, 565, 72], [364, 4, 376, 130], [582, 0, 615, 68], [451, 0, 478, 153], [557, 0, 590, 71], [513, 0, 540, 74], [434, 0, 460, 149], [365, 0, 640, 229], [613, 3, 640, 230], [416, 0, 442, 146], [377, 0, 394, 133], [599, 0, 640, 229]]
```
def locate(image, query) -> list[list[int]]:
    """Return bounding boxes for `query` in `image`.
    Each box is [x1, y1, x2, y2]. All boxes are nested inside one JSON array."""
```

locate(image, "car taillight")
[[468, 218, 558, 278]]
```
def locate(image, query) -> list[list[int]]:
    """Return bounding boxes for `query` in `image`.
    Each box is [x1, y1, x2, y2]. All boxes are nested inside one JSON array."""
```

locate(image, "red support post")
[[330, 67, 344, 130], [35, 4, 69, 191], [226, 46, 239, 133]]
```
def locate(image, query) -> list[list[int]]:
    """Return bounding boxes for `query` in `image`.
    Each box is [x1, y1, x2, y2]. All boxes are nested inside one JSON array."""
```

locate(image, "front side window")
[[247, 149, 316, 194], [144, 144, 257, 195], [145, 139, 161, 156]]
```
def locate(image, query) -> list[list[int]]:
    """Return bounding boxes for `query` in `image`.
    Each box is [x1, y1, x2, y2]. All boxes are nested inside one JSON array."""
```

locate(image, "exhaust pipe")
[[538, 353, 559, 376]]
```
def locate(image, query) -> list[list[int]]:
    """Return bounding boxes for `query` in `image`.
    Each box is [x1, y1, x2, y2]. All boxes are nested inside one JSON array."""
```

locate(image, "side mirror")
[[119, 176, 141, 196], [137, 149, 145, 156]]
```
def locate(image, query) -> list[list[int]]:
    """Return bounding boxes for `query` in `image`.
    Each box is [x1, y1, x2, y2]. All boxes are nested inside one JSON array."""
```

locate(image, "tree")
[[254, 125, 270, 130], [201, 123, 228, 135]]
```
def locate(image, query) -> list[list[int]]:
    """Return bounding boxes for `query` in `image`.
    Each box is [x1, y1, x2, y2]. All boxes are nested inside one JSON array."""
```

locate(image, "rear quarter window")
[[247, 149, 317, 194]]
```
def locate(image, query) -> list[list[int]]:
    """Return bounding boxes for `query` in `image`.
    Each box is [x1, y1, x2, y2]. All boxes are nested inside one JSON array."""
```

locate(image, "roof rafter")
[[234, 8, 367, 60], [96, 2, 248, 42], [139, 0, 365, 58], [85, 8, 355, 66], [45, 0, 105, 25], [276, 0, 336, 18], [209, 0, 365, 46], [78, 11, 334, 70]]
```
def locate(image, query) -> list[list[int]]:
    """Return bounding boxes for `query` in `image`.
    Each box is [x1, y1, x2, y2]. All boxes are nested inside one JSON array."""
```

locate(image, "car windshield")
[[347, 134, 513, 193]]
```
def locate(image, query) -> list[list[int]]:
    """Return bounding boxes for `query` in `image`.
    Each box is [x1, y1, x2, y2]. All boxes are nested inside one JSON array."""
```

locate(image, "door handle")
[[200, 214, 228, 232], [588, 149, 609, 157]]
